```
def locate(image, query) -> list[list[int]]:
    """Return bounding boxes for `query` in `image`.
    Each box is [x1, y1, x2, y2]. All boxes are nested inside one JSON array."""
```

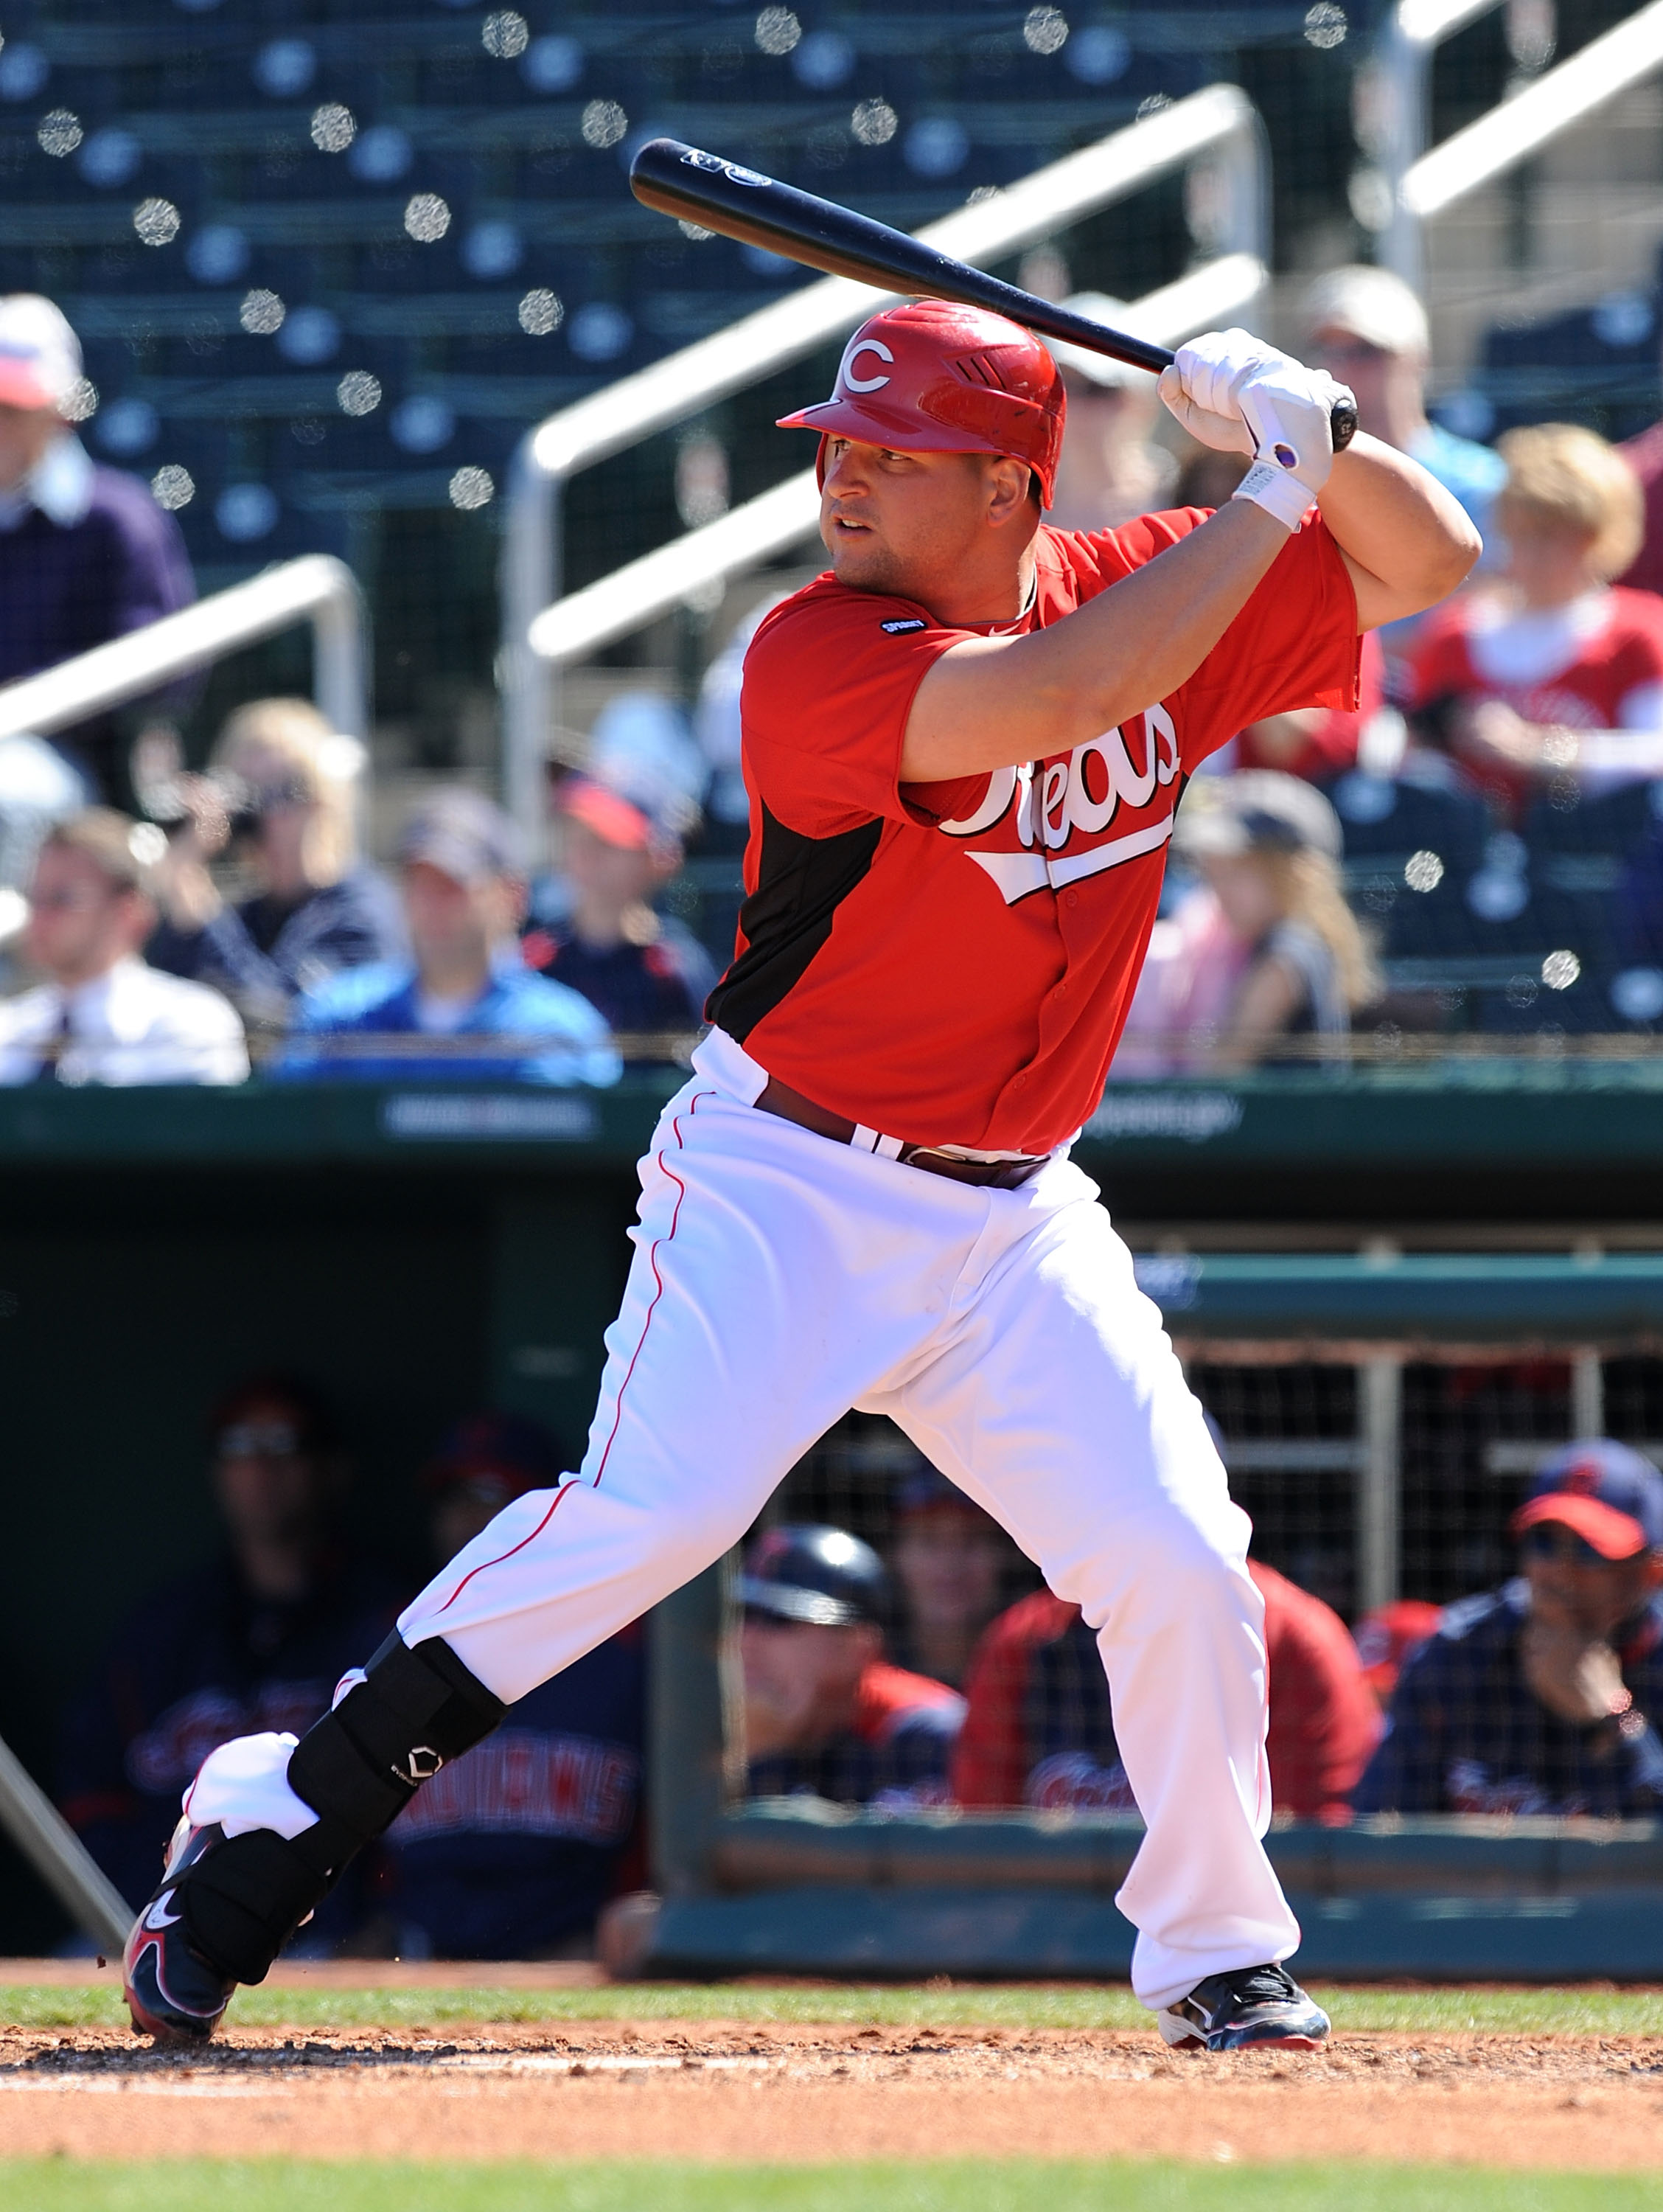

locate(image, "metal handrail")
[[0, 553, 369, 748], [1378, 0, 1663, 295], [1366, 0, 1505, 293], [526, 251, 1268, 672], [1402, 0, 1663, 221], [500, 85, 1270, 841]]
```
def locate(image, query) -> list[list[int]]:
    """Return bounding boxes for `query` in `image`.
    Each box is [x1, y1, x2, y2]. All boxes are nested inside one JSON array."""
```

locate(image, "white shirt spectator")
[[0, 955, 248, 1085]]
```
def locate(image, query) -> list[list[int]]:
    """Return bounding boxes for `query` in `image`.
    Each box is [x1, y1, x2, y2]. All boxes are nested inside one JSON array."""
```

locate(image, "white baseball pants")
[[192, 1027, 1298, 2009]]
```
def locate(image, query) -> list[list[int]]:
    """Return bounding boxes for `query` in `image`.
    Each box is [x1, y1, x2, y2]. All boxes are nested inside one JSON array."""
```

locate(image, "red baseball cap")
[[560, 772, 655, 854], [777, 299, 1066, 507]]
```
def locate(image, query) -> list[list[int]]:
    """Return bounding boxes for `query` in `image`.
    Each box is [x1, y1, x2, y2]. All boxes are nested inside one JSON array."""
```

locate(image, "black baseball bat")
[[630, 139, 1357, 452]]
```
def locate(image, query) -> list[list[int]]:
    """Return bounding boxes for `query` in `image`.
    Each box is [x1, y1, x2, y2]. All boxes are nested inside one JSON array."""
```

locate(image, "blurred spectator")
[[1353, 1599, 1444, 1711], [276, 788, 619, 1086], [888, 1467, 1014, 1691], [524, 698, 715, 1041], [695, 597, 788, 847], [375, 1413, 645, 1960], [1112, 773, 1376, 1075], [147, 699, 405, 1029], [57, 1376, 404, 1936], [0, 809, 245, 1084], [1408, 424, 1663, 819], [1617, 330, 1663, 597], [1170, 449, 1390, 785], [1303, 266, 1505, 544], [1045, 294, 1176, 532], [953, 1560, 1379, 1822], [741, 1525, 964, 1808], [1353, 1442, 1663, 1816], [0, 296, 195, 804]]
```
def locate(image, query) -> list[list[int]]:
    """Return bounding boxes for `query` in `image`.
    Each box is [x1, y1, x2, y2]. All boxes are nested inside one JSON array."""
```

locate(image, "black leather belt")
[[754, 1075, 1046, 1190]]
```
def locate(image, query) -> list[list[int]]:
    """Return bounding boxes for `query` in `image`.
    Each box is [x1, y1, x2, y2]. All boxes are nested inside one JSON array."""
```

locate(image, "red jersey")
[[1618, 419, 1663, 601], [951, 1562, 1380, 1822], [1408, 585, 1663, 733], [709, 512, 1359, 1152]]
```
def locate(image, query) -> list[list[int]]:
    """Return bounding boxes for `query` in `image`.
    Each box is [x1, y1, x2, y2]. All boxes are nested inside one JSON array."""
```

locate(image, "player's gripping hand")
[[1160, 329, 1355, 532]]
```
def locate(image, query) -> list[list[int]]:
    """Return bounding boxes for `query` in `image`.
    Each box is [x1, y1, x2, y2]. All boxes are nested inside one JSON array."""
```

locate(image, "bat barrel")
[[631, 138, 1356, 448]]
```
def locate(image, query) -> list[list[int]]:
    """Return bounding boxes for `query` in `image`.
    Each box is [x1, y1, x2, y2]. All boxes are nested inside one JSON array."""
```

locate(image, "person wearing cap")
[[1045, 293, 1178, 533], [0, 295, 195, 804], [1303, 265, 1505, 549], [372, 1415, 646, 1960], [1112, 771, 1376, 1074], [0, 807, 246, 1085], [147, 698, 406, 1028], [57, 1374, 405, 1946], [523, 719, 716, 1044], [1353, 1441, 1663, 1817], [275, 787, 620, 1086], [122, 296, 1477, 2054], [888, 1466, 1018, 1691], [954, 1557, 1380, 1823], [741, 1524, 965, 1806]]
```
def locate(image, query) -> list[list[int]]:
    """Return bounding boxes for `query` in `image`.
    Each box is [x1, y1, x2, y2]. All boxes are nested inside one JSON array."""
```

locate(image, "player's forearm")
[[1316, 434, 1480, 631], [901, 500, 1288, 782]]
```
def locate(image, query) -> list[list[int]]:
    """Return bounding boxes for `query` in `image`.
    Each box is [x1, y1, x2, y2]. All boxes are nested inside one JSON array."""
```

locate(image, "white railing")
[[1365, 0, 1505, 293], [0, 554, 369, 750], [501, 85, 1269, 841], [1379, 0, 1663, 294], [527, 251, 1267, 672]]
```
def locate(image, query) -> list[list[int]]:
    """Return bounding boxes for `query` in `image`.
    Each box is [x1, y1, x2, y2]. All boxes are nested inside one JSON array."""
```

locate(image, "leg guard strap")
[[285, 1632, 506, 1872], [178, 1829, 332, 1987]]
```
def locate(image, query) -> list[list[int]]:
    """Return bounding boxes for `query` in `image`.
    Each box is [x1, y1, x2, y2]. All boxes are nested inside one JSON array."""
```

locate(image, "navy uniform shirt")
[[377, 1624, 644, 1959], [57, 1551, 405, 1940], [1352, 1581, 1663, 1817]]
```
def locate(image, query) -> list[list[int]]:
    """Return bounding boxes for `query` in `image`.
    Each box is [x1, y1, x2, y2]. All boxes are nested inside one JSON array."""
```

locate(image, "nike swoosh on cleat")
[[142, 1891, 181, 1931]]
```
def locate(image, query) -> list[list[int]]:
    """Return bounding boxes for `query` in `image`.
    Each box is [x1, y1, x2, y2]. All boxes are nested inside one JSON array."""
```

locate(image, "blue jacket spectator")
[[57, 1376, 405, 1943], [275, 787, 619, 1086], [147, 698, 405, 1028], [0, 296, 195, 803], [377, 1414, 644, 1958], [1354, 1442, 1663, 1817]]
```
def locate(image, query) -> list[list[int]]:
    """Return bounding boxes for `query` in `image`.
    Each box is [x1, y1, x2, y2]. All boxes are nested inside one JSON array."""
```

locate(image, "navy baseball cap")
[[422, 1411, 565, 1509], [740, 1525, 888, 1627], [1511, 1440, 1663, 1561]]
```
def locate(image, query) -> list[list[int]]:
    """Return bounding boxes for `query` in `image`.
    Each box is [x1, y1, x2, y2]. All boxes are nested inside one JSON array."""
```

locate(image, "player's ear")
[[983, 453, 1032, 527]]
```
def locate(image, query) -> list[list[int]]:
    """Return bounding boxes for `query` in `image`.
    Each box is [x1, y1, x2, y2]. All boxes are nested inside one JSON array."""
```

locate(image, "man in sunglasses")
[[1353, 1441, 1663, 1816]]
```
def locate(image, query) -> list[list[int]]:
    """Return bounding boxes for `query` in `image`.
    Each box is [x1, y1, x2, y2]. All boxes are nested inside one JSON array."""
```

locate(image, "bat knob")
[[1330, 397, 1358, 453]]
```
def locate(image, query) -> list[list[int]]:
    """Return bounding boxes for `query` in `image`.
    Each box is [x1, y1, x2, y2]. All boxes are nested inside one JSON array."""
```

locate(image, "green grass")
[[1, 2166, 1658, 2212], [4, 1980, 1663, 2035]]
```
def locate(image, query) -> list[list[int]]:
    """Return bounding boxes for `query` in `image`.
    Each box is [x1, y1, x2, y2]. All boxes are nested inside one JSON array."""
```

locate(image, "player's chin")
[[826, 530, 899, 591]]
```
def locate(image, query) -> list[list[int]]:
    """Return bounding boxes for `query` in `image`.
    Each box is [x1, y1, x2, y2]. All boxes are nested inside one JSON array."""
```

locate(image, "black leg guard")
[[178, 1634, 506, 1986]]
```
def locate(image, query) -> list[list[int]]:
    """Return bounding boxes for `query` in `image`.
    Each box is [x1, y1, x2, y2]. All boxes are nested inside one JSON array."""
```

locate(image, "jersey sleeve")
[[740, 587, 977, 838], [1174, 518, 1362, 769]]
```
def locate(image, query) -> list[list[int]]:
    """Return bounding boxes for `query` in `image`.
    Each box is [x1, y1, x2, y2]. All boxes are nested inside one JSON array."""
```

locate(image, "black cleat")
[[1157, 1963, 1330, 2053], [122, 1816, 238, 2044]]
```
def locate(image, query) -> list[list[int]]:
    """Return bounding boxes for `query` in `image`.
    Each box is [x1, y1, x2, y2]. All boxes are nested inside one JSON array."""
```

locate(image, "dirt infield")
[[1, 2019, 1659, 2168]]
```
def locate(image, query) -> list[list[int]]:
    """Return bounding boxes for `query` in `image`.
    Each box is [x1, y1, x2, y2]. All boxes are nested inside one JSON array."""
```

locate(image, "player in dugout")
[[124, 304, 1477, 2053]]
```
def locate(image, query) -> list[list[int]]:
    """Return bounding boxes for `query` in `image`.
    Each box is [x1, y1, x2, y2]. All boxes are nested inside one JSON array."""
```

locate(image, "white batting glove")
[[1161, 329, 1354, 531]]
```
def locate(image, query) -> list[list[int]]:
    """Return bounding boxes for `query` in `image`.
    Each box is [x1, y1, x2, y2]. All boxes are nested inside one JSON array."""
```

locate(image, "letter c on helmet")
[[841, 338, 894, 394]]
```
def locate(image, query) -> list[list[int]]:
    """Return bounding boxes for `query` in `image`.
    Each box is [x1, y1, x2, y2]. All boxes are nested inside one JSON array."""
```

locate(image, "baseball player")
[[125, 304, 1477, 2051]]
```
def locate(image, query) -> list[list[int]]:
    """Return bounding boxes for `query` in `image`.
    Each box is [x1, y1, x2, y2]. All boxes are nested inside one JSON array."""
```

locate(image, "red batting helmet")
[[776, 299, 1066, 507]]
